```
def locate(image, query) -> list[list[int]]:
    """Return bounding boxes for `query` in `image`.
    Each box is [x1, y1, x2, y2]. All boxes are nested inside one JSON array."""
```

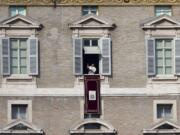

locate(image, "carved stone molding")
[[1, 0, 180, 6]]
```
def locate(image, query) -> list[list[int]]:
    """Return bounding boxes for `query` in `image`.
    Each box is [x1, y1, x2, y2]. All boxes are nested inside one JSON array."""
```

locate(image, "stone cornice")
[[1, 0, 180, 6]]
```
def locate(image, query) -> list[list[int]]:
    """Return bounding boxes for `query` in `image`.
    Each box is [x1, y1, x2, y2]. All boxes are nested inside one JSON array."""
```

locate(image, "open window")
[[69, 14, 115, 76]]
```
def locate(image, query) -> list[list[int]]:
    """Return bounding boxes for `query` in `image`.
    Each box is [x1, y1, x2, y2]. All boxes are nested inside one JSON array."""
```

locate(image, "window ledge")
[[152, 75, 178, 81], [78, 75, 105, 80], [6, 74, 32, 80]]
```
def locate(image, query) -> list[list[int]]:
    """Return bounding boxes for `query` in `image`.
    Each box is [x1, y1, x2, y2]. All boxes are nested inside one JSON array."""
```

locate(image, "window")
[[73, 38, 111, 75], [83, 39, 98, 47], [155, 6, 172, 16], [10, 39, 27, 74], [2, 37, 39, 76], [157, 104, 173, 119], [155, 39, 173, 75], [153, 100, 177, 122], [82, 6, 98, 16], [9, 6, 26, 17], [8, 100, 32, 122], [11, 104, 27, 120]]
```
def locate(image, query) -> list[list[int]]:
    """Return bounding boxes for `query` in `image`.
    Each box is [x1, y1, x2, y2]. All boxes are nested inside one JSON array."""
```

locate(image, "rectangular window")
[[82, 6, 98, 16], [10, 6, 26, 17], [155, 6, 172, 16], [10, 39, 27, 74], [155, 39, 173, 75], [11, 104, 27, 120], [157, 104, 173, 119], [153, 100, 177, 122]]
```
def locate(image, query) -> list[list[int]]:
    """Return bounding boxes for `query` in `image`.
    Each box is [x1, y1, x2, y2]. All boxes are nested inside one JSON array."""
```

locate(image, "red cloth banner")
[[84, 75, 100, 114]]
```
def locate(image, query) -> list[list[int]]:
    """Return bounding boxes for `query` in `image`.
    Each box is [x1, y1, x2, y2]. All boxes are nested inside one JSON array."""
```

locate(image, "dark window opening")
[[83, 54, 99, 74]]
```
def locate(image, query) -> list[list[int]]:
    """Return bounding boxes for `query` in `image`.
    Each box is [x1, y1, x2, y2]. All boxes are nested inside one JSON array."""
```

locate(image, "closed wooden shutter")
[[100, 38, 111, 75], [175, 39, 180, 75], [146, 38, 156, 76], [1, 38, 10, 75], [73, 38, 83, 75], [28, 37, 39, 75]]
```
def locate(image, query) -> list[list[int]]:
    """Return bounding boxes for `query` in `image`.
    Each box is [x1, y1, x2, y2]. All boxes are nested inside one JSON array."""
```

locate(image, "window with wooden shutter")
[[100, 38, 111, 75], [73, 38, 83, 75], [28, 37, 39, 75], [1, 38, 10, 75], [146, 38, 156, 76], [175, 39, 180, 75]]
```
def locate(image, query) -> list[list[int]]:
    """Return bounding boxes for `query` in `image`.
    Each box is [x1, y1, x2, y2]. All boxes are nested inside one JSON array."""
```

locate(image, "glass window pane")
[[165, 58, 172, 66], [19, 105, 27, 119], [11, 67, 18, 74], [20, 67, 27, 74], [156, 50, 163, 58], [155, 6, 172, 16], [18, 7, 26, 16], [165, 40, 172, 48], [84, 39, 90, 46], [11, 58, 18, 66], [12, 105, 18, 119], [165, 67, 172, 74], [20, 50, 27, 57], [20, 58, 27, 66], [10, 7, 17, 17], [157, 58, 163, 66], [11, 49, 18, 57], [165, 49, 172, 57], [92, 39, 98, 46], [157, 67, 163, 74], [156, 40, 163, 48], [11, 40, 18, 49], [157, 104, 172, 119], [20, 40, 27, 49]]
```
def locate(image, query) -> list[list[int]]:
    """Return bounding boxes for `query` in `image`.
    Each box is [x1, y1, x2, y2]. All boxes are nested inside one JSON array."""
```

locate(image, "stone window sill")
[[78, 75, 105, 80], [151, 75, 178, 81], [6, 74, 33, 80]]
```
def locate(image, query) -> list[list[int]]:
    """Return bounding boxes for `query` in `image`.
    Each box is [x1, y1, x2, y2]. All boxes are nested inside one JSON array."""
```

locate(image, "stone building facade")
[[0, 0, 180, 135]]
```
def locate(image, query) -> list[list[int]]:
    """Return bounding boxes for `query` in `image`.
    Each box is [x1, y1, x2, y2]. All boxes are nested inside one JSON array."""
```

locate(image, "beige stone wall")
[[0, 6, 179, 88], [0, 96, 180, 135]]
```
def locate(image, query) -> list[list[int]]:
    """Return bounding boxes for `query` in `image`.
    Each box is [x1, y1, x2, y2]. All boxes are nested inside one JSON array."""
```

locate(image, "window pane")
[[165, 40, 172, 48], [10, 7, 17, 17], [10, 6, 26, 16], [165, 49, 172, 57], [155, 6, 172, 16], [156, 50, 163, 58], [18, 7, 26, 16], [11, 105, 27, 120], [20, 49, 27, 57], [82, 6, 97, 15], [12, 105, 19, 119], [19, 105, 27, 119], [157, 58, 163, 66], [11, 49, 18, 57], [156, 40, 163, 48], [20, 67, 27, 74], [157, 104, 172, 119], [92, 39, 98, 46], [165, 58, 172, 66], [11, 66, 18, 74], [84, 39, 90, 46], [11, 40, 18, 49], [165, 67, 172, 74], [157, 67, 163, 74]]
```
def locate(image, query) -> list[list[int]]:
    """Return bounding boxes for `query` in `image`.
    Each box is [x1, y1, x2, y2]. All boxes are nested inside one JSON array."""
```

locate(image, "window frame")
[[9, 6, 27, 17], [155, 38, 174, 76], [154, 5, 172, 17], [153, 100, 177, 122], [10, 38, 28, 75], [8, 100, 32, 122], [82, 6, 98, 16]]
